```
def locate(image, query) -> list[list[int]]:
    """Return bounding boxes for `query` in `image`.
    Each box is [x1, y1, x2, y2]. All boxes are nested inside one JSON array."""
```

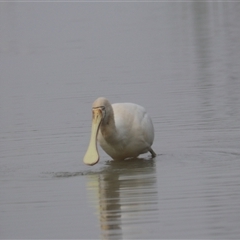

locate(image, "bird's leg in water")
[[149, 148, 156, 158]]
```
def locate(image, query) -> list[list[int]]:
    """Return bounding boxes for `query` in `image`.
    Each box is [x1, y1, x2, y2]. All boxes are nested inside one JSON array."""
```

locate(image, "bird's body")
[[83, 97, 156, 165], [98, 102, 154, 160]]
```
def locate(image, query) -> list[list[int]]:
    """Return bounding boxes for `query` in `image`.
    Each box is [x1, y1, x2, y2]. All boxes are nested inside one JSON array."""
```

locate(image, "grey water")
[[1, 2, 240, 239]]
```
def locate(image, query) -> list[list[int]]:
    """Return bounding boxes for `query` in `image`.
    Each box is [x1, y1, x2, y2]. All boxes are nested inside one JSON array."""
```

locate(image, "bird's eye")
[[101, 106, 105, 111]]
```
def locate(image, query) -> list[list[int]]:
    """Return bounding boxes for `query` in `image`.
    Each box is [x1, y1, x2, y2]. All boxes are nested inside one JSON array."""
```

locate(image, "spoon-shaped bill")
[[83, 108, 103, 166]]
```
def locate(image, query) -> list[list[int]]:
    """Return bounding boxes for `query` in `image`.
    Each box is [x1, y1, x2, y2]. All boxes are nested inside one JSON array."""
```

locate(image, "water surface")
[[1, 2, 240, 239]]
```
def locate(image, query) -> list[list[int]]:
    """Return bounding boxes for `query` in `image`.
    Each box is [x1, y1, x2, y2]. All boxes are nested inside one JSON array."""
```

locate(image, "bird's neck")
[[100, 110, 117, 141]]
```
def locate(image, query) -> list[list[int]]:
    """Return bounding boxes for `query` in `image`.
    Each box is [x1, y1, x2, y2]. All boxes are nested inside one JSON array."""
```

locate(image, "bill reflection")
[[86, 159, 159, 240]]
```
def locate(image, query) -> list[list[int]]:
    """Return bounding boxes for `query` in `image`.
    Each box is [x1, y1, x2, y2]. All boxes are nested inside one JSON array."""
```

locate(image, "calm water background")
[[1, 2, 240, 239]]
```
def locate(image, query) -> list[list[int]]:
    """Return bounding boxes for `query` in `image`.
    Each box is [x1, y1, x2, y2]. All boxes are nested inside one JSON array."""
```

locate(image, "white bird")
[[83, 97, 156, 166]]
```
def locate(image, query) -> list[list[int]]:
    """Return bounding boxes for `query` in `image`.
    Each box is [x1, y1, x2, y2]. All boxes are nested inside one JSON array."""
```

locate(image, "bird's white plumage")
[[83, 97, 155, 165], [98, 103, 154, 159]]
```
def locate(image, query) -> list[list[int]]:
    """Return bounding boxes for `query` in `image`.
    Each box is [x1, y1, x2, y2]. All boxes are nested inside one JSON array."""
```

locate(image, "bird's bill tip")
[[83, 146, 99, 166]]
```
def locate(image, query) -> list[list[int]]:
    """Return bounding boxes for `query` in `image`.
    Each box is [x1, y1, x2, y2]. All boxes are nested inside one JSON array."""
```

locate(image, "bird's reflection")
[[86, 158, 159, 240]]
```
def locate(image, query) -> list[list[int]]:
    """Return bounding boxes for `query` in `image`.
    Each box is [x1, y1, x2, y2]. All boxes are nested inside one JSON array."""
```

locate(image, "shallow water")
[[1, 2, 240, 239]]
